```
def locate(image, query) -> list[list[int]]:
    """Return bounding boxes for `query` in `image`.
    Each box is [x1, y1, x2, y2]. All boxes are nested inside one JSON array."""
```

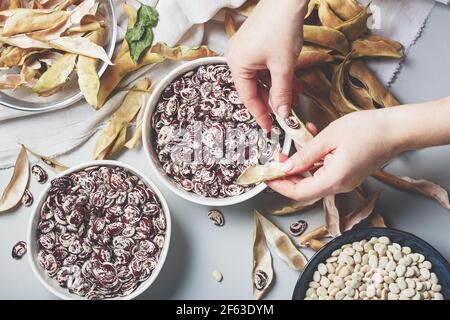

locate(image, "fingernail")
[[278, 105, 290, 118], [281, 159, 294, 172]]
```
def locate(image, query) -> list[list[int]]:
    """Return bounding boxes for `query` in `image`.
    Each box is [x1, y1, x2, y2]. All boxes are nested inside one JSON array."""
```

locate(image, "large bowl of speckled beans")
[[142, 57, 292, 206], [27, 160, 171, 300]]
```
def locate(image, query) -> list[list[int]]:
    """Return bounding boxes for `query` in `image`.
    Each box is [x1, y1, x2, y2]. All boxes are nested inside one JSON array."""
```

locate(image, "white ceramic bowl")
[[142, 56, 291, 206], [27, 160, 171, 300]]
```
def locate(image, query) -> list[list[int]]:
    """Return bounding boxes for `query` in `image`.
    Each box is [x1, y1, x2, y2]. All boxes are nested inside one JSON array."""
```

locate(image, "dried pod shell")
[[303, 25, 349, 55], [0, 34, 51, 50], [271, 197, 320, 216], [373, 169, 450, 210], [289, 220, 308, 237], [308, 238, 327, 251], [115, 3, 138, 58], [0, 47, 32, 68], [299, 224, 330, 246], [124, 123, 142, 149], [351, 36, 403, 59], [347, 71, 375, 110], [19, 60, 39, 87], [32, 53, 77, 95], [30, 0, 97, 41], [2, 10, 70, 37], [0, 73, 23, 89], [331, 54, 361, 115], [348, 60, 399, 108], [255, 210, 308, 271], [252, 212, 273, 300], [96, 49, 163, 108], [34, 51, 63, 67], [93, 78, 152, 160], [77, 28, 105, 107], [21, 188, 34, 207], [66, 21, 102, 35], [24, 145, 68, 173], [296, 45, 333, 70], [336, 5, 371, 41], [42, 36, 113, 65], [305, 0, 318, 19], [340, 190, 381, 232], [0, 145, 29, 213], [364, 34, 403, 51], [208, 209, 225, 227], [326, 0, 363, 20], [355, 187, 387, 228], [297, 68, 339, 121], [106, 125, 128, 159], [236, 161, 287, 186], [325, 189, 381, 237], [318, 1, 343, 27], [272, 204, 307, 216], [224, 11, 237, 38], [370, 213, 387, 228], [324, 195, 340, 237], [150, 43, 217, 61], [11, 241, 27, 259]]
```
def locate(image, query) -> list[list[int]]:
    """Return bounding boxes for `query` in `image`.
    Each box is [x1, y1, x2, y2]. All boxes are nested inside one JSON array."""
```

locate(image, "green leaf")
[[137, 4, 159, 27], [125, 4, 159, 64], [125, 23, 145, 43], [129, 28, 154, 64]]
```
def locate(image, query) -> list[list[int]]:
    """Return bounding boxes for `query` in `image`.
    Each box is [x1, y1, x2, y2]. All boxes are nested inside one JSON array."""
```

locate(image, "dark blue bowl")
[[292, 227, 450, 300]]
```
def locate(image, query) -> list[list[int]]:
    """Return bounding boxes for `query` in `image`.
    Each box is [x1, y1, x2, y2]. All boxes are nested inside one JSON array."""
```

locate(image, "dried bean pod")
[[252, 212, 273, 300], [255, 210, 307, 271]]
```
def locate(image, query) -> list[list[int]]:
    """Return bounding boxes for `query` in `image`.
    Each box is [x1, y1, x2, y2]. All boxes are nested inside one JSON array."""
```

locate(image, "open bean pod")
[[252, 212, 274, 300], [373, 169, 450, 210], [93, 78, 152, 160], [236, 161, 287, 186], [0, 145, 29, 213], [255, 210, 308, 271]]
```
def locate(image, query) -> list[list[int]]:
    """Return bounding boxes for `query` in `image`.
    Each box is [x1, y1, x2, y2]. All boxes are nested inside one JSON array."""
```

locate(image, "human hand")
[[266, 108, 408, 202], [227, 0, 308, 132]]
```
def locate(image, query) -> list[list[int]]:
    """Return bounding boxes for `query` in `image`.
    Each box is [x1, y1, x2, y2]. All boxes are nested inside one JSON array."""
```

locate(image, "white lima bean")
[[305, 237, 443, 300]]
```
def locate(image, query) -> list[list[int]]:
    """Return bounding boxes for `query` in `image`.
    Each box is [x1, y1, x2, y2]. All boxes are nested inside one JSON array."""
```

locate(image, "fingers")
[[269, 67, 294, 118], [306, 122, 319, 136], [267, 159, 339, 202], [281, 133, 332, 175], [278, 154, 288, 163], [232, 71, 273, 132], [267, 165, 337, 203]]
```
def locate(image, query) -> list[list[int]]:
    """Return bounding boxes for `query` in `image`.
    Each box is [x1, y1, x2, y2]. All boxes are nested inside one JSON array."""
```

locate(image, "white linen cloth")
[[0, 0, 443, 168]]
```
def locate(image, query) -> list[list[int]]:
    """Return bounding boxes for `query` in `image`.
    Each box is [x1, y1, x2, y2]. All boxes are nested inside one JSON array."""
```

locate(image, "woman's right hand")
[[267, 98, 450, 202]]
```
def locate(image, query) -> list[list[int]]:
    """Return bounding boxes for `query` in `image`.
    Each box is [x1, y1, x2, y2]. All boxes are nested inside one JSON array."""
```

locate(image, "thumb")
[[280, 134, 331, 174], [269, 68, 293, 118]]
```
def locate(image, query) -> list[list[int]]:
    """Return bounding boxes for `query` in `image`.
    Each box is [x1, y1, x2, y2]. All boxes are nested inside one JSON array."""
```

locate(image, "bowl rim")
[[292, 227, 450, 300], [142, 56, 292, 206], [27, 160, 172, 300], [0, 0, 117, 112]]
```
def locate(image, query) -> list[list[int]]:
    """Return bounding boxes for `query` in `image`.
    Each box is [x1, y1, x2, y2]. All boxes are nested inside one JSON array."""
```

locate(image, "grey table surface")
[[1, 4, 450, 300]]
